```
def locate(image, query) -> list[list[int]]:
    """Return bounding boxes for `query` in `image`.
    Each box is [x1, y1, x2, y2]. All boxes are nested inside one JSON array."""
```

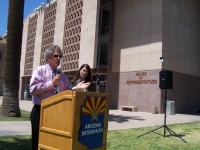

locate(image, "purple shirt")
[[29, 64, 70, 105]]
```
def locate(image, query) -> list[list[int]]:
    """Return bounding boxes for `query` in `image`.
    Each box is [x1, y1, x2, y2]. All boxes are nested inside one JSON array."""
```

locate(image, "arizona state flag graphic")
[[78, 96, 106, 149]]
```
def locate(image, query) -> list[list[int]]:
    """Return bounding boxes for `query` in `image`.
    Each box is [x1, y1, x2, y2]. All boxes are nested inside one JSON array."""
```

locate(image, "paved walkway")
[[0, 96, 200, 136]]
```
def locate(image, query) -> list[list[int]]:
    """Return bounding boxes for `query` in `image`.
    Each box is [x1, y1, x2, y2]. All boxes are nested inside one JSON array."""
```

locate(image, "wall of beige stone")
[[112, 0, 200, 76], [33, 8, 45, 71], [112, 0, 163, 73], [53, 0, 66, 48], [20, 18, 29, 77], [20, 0, 69, 78], [109, 0, 200, 112], [108, 0, 163, 112], [79, 0, 100, 68], [162, 0, 200, 77], [19, 18, 29, 99], [20, 8, 45, 76], [20, 0, 100, 73], [20, 6, 45, 98]]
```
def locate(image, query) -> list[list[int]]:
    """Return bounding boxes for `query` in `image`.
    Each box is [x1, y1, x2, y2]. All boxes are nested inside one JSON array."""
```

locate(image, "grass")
[[0, 105, 30, 121], [107, 122, 200, 150], [0, 122, 200, 150], [0, 135, 31, 150]]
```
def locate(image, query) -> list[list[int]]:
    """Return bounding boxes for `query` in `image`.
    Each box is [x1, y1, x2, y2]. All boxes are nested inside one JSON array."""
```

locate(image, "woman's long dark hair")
[[71, 64, 92, 83]]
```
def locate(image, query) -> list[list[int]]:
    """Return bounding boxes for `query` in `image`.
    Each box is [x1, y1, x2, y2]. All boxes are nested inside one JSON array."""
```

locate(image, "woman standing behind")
[[71, 64, 93, 91]]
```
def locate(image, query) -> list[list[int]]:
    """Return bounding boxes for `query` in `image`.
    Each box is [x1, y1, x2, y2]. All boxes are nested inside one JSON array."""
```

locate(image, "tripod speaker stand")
[[137, 89, 187, 143]]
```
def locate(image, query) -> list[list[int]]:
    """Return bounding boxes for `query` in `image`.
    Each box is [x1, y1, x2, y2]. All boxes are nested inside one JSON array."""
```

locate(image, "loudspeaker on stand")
[[159, 71, 173, 89]]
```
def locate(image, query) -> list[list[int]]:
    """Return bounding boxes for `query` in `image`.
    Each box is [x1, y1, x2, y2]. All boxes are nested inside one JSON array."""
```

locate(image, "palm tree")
[[1, 0, 24, 117]]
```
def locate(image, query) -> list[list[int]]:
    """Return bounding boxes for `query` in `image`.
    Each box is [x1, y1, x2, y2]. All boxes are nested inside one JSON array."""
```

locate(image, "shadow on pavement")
[[109, 114, 145, 123]]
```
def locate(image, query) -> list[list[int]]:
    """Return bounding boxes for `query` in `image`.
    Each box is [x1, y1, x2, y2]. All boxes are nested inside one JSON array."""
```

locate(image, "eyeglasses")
[[52, 54, 62, 58]]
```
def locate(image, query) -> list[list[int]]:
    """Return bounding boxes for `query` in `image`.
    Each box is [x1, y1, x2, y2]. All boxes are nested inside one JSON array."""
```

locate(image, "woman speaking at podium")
[[29, 45, 91, 150]]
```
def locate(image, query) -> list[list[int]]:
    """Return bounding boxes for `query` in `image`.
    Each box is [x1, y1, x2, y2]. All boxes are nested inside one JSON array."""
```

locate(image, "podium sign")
[[79, 96, 106, 149], [38, 90, 110, 150]]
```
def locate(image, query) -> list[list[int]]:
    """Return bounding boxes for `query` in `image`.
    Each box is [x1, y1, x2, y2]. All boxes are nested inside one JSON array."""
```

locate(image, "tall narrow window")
[[94, 3, 111, 93], [0, 52, 2, 60], [96, 4, 111, 68]]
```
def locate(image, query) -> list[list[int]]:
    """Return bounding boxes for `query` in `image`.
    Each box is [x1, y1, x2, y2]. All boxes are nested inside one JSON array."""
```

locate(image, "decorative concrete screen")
[[62, 0, 83, 71], [24, 14, 38, 76], [40, 2, 57, 65]]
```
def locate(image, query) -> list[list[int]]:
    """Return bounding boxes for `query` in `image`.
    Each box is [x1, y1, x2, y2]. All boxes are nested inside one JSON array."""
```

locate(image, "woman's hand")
[[76, 81, 91, 90]]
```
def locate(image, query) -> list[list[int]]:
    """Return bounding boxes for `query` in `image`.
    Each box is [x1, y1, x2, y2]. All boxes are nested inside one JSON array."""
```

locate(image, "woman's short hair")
[[44, 45, 63, 62]]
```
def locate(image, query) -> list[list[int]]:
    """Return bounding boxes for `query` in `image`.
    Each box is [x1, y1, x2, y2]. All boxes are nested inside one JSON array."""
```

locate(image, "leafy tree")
[[1, 0, 24, 117]]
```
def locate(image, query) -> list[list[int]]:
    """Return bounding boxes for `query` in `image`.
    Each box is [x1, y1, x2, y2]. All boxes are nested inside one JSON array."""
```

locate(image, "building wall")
[[61, 0, 84, 72], [108, 0, 200, 113], [108, 70, 161, 112], [161, 0, 200, 113], [20, 18, 29, 78], [33, 8, 45, 71], [19, 17, 29, 99], [20, 8, 45, 99], [111, 0, 162, 73], [53, 0, 67, 47], [79, 0, 100, 68], [162, 0, 200, 76], [19, 0, 200, 113], [167, 72, 200, 113], [20, 0, 100, 73], [109, 0, 163, 112], [19, 0, 99, 98], [111, 0, 200, 74]]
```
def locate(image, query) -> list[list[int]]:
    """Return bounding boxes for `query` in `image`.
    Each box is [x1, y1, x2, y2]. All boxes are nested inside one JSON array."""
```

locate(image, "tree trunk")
[[1, 0, 24, 117]]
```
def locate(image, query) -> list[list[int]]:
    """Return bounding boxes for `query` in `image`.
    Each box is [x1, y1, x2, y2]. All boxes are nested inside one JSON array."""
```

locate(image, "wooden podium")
[[38, 90, 110, 150]]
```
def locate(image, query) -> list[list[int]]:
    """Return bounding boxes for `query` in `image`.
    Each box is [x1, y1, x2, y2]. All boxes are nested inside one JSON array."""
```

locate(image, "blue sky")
[[0, 0, 46, 36]]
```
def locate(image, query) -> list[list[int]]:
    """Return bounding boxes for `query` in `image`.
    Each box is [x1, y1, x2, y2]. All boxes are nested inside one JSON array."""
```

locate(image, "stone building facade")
[[20, 0, 200, 113]]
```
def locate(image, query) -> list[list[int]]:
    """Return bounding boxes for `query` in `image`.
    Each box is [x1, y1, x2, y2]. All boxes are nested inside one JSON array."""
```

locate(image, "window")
[[0, 52, 2, 60], [94, 3, 111, 92], [96, 4, 111, 68]]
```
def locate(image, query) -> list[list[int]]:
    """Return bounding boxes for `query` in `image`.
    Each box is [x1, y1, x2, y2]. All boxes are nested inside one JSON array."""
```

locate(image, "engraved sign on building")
[[127, 72, 157, 85]]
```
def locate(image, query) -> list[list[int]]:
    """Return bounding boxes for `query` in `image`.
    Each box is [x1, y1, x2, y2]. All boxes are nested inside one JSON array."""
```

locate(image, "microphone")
[[53, 66, 61, 94], [57, 66, 61, 74]]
